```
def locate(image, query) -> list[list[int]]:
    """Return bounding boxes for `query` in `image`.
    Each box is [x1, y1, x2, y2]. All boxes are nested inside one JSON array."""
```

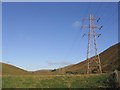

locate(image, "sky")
[[2, 2, 118, 71]]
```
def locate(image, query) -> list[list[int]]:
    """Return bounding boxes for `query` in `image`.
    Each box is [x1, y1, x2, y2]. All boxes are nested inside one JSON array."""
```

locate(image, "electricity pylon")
[[81, 13, 102, 74]]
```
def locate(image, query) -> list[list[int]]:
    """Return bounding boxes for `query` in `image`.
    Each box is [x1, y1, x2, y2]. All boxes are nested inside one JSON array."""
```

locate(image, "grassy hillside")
[[2, 43, 119, 88], [2, 63, 30, 75], [58, 43, 120, 74]]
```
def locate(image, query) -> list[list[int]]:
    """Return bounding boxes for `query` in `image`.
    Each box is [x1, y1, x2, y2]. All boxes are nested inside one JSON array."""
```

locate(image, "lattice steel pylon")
[[81, 13, 102, 74]]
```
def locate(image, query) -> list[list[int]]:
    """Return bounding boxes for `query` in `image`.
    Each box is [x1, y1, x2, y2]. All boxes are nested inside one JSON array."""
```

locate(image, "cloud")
[[47, 61, 71, 66], [72, 21, 81, 28]]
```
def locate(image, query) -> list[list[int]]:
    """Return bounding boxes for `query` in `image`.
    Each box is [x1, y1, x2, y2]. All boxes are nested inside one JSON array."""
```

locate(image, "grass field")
[[2, 73, 113, 88]]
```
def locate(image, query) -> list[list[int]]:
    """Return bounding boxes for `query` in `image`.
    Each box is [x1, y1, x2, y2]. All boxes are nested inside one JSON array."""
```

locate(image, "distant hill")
[[2, 43, 120, 75], [33, 69, 53, 75]]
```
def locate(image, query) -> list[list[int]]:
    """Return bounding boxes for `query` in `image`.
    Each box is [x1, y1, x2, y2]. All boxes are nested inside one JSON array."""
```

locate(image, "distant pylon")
[[81, 13, 102, 74]]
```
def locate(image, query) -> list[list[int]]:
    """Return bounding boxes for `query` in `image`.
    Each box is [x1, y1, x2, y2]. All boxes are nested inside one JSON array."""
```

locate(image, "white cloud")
[[47, 61, 71, 66], [72, 21, 81, 28]]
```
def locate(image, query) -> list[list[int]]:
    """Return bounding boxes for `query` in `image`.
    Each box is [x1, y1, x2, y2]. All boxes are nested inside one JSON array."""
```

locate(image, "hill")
[[2, 63, 30, 75], [2, 43, 120, 75], [59, 43, 120, 74]]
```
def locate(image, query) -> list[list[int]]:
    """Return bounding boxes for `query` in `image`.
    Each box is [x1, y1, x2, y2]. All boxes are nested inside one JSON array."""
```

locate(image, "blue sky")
[[2, 2, 118, 71]]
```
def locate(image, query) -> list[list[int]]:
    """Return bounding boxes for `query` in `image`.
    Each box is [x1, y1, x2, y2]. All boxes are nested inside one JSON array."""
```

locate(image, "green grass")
[[2, 74, 112, 88]]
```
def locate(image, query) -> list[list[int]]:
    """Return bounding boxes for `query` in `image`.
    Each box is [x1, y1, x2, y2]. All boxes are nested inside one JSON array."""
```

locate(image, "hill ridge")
[[2, 42, 120, 75]]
